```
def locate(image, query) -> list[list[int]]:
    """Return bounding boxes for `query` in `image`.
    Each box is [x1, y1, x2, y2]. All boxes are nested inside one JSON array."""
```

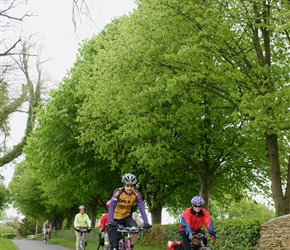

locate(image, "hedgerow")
[[138, 218, 268, 249]]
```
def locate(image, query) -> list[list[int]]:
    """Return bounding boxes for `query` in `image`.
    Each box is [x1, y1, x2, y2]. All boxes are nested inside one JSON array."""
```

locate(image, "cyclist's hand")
[[144, 223, 152, 229], [88, 227, 92, 233], [75, 227, 80, 232], [209, 231, 217, 239], [189, 232, 195, 241], [109, 221, 118, 227]]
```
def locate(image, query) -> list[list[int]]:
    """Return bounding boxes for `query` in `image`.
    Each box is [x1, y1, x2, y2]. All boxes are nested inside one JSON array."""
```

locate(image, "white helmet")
[[121, 173, 137, 185]]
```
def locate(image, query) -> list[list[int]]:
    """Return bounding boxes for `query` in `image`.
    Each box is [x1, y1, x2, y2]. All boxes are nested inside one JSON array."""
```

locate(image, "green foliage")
[[211, 199, 275, 220], [1, 233, 16, 239], [0, 223, 14, 234], [18, 217, 37, 237], [139, 218, 267, 249], [0, 182, 9, 211]]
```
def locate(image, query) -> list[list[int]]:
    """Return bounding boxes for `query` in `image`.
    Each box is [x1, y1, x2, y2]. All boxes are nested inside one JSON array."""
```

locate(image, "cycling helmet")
[[79, 205, 85, 209], [191, 196, 204, 207], [106, 200, 111, 208], [122, 173, 137, 185]]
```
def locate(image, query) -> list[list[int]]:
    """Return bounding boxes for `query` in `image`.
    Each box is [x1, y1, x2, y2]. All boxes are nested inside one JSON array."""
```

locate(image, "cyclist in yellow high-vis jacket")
[[74, 205, 91, 250]]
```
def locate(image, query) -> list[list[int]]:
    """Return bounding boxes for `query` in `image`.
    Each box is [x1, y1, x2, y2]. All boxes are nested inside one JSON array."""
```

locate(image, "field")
[[0, 238, 18, 250]]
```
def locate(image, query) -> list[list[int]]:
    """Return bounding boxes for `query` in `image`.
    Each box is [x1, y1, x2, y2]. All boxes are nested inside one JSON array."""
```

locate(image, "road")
[[12, 239, 73, 250]]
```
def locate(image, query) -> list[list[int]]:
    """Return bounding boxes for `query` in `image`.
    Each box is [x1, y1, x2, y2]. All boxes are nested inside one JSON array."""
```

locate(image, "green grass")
[[32, 235, 161, 250], [0, 238, 18, 250]]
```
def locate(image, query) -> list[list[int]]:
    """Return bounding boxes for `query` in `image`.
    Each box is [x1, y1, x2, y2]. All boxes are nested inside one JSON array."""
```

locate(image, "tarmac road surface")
[[12, 239, 73, 250]]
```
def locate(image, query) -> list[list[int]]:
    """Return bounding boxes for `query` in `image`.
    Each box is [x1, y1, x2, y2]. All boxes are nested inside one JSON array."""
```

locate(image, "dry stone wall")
[[258, 214, 290, 250]]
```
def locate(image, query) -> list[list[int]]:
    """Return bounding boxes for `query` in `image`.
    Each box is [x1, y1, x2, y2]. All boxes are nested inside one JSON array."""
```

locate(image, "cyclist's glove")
[[209, 231, 217, 239], [109, 221, 118, 227], [189, 232, 195, 241], [75, 227, 80, 232], [144, 223, 152, 229]]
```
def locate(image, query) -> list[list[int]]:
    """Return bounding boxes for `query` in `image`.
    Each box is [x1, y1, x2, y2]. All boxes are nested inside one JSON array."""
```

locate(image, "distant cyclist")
[[178, 196, 217, 250], [108, 173, 151, 250], [42, 219, 52, 242], [74, 205, 92, 250]]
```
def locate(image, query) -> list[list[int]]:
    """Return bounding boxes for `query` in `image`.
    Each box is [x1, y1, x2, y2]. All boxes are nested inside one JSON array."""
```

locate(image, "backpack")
[[167, 241, 185, 250]]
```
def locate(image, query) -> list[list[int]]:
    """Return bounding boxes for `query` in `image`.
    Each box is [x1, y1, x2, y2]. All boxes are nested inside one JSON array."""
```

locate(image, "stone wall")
[[258, 214, 290, 250]]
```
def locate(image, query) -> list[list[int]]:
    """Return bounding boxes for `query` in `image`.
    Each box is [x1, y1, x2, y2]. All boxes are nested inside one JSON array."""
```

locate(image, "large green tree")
[[150, 0, 290, 215], [76, 4, 268, 223]]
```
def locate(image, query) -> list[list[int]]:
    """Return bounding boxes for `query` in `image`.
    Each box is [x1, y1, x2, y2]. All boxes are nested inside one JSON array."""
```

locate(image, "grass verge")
[[32, 235, 161, 250], [0, 238, 18, 250]]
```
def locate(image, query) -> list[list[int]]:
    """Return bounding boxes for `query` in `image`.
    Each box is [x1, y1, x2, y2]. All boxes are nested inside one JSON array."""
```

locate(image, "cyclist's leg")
[[43, 229, 46, 242], [108, 225, 122, 250], [123, 217, 138, 246], [75, 231, 81, 250], [180, 233, 191, 250]]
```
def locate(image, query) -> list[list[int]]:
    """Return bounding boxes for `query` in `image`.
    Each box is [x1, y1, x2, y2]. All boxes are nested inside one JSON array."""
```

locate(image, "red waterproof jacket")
[[99, 213, 108, 232], [178, 207, 214, 235]]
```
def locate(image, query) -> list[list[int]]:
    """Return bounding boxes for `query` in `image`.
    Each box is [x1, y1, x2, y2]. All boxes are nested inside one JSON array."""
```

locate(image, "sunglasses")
[[193, 205, 202, 208], [125, 184, 135, 188]]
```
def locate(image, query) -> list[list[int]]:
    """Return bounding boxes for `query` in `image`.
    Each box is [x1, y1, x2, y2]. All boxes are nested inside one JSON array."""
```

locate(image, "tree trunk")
[[35, 220, 38, 235], [150, 203, 162, 224], [265, 133, 284, 216], [199, 174, 212, 211], [90, 198, 98, 228], [53, 214, 64, 230]]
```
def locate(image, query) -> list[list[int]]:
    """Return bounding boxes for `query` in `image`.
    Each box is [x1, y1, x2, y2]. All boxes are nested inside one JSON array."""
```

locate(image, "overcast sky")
[[1, 0, 137, 185]]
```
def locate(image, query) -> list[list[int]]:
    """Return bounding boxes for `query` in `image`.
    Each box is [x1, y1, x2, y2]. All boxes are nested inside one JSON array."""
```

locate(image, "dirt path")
[[12, 239, 73, 250]]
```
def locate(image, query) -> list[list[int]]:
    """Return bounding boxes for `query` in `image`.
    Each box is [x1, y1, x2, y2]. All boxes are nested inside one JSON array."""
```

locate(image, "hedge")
[[138, 218, 268, 250], [50, 218, 268, 249], [1, 233, 16, 239]]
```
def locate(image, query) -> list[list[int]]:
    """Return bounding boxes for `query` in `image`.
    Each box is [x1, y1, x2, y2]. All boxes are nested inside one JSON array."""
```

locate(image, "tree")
[[153, 0, 290, 215], [75, 5, 268, 223], [0, 182, 9, 212], [17, 36, 122, 228], [0, 1, 43, 167]]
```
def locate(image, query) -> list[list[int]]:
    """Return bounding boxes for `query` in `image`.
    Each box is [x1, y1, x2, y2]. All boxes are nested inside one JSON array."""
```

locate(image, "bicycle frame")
[[43, 229, 51, 244], [78, 227, 89, 250], [117, 226, 143, 250]]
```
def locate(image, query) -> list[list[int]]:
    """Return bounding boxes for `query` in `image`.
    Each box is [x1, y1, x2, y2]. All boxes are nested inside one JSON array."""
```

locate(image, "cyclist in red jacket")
[[178, 196, 217, 250]]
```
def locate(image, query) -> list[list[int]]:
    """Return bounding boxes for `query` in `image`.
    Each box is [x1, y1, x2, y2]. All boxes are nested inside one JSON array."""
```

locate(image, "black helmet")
[[121, 173, 137, 185]]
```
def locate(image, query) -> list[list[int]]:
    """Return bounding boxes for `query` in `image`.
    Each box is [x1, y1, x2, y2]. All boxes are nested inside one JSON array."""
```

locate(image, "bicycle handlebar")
[[116, 225, 144, 233], [193, 233, 216, 244]]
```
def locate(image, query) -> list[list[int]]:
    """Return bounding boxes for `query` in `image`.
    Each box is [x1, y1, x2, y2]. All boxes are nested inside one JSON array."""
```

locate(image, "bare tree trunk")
[[199, 174, 212, 211], [35, 220, 38, 235], [265, 133, 284, 215], [150, 203, 162, 224]]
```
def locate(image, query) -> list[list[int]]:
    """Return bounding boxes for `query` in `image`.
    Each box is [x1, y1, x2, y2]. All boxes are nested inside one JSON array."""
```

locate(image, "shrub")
[[1, 233, 16, 239]]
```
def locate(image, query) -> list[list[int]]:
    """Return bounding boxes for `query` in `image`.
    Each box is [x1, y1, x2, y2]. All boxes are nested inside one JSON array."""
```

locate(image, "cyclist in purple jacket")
[[108, 173, 151, 250]]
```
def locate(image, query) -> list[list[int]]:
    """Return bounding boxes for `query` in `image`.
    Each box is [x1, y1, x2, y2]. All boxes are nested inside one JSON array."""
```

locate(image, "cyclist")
[[178, 196, 217, 250], [74, 205, 92, 250], [42, 219, 52, 242], [108, 173, 151, 250], [99, 200, 110, 249]]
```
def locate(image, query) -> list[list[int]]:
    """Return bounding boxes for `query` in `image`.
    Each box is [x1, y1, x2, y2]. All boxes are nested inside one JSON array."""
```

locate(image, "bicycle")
[[77, 226, 90, 250], [43, 228, 52, 244], [190, 233, 216, 250], [168, 233, 216, 250], [116, 225, 145, 250]]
